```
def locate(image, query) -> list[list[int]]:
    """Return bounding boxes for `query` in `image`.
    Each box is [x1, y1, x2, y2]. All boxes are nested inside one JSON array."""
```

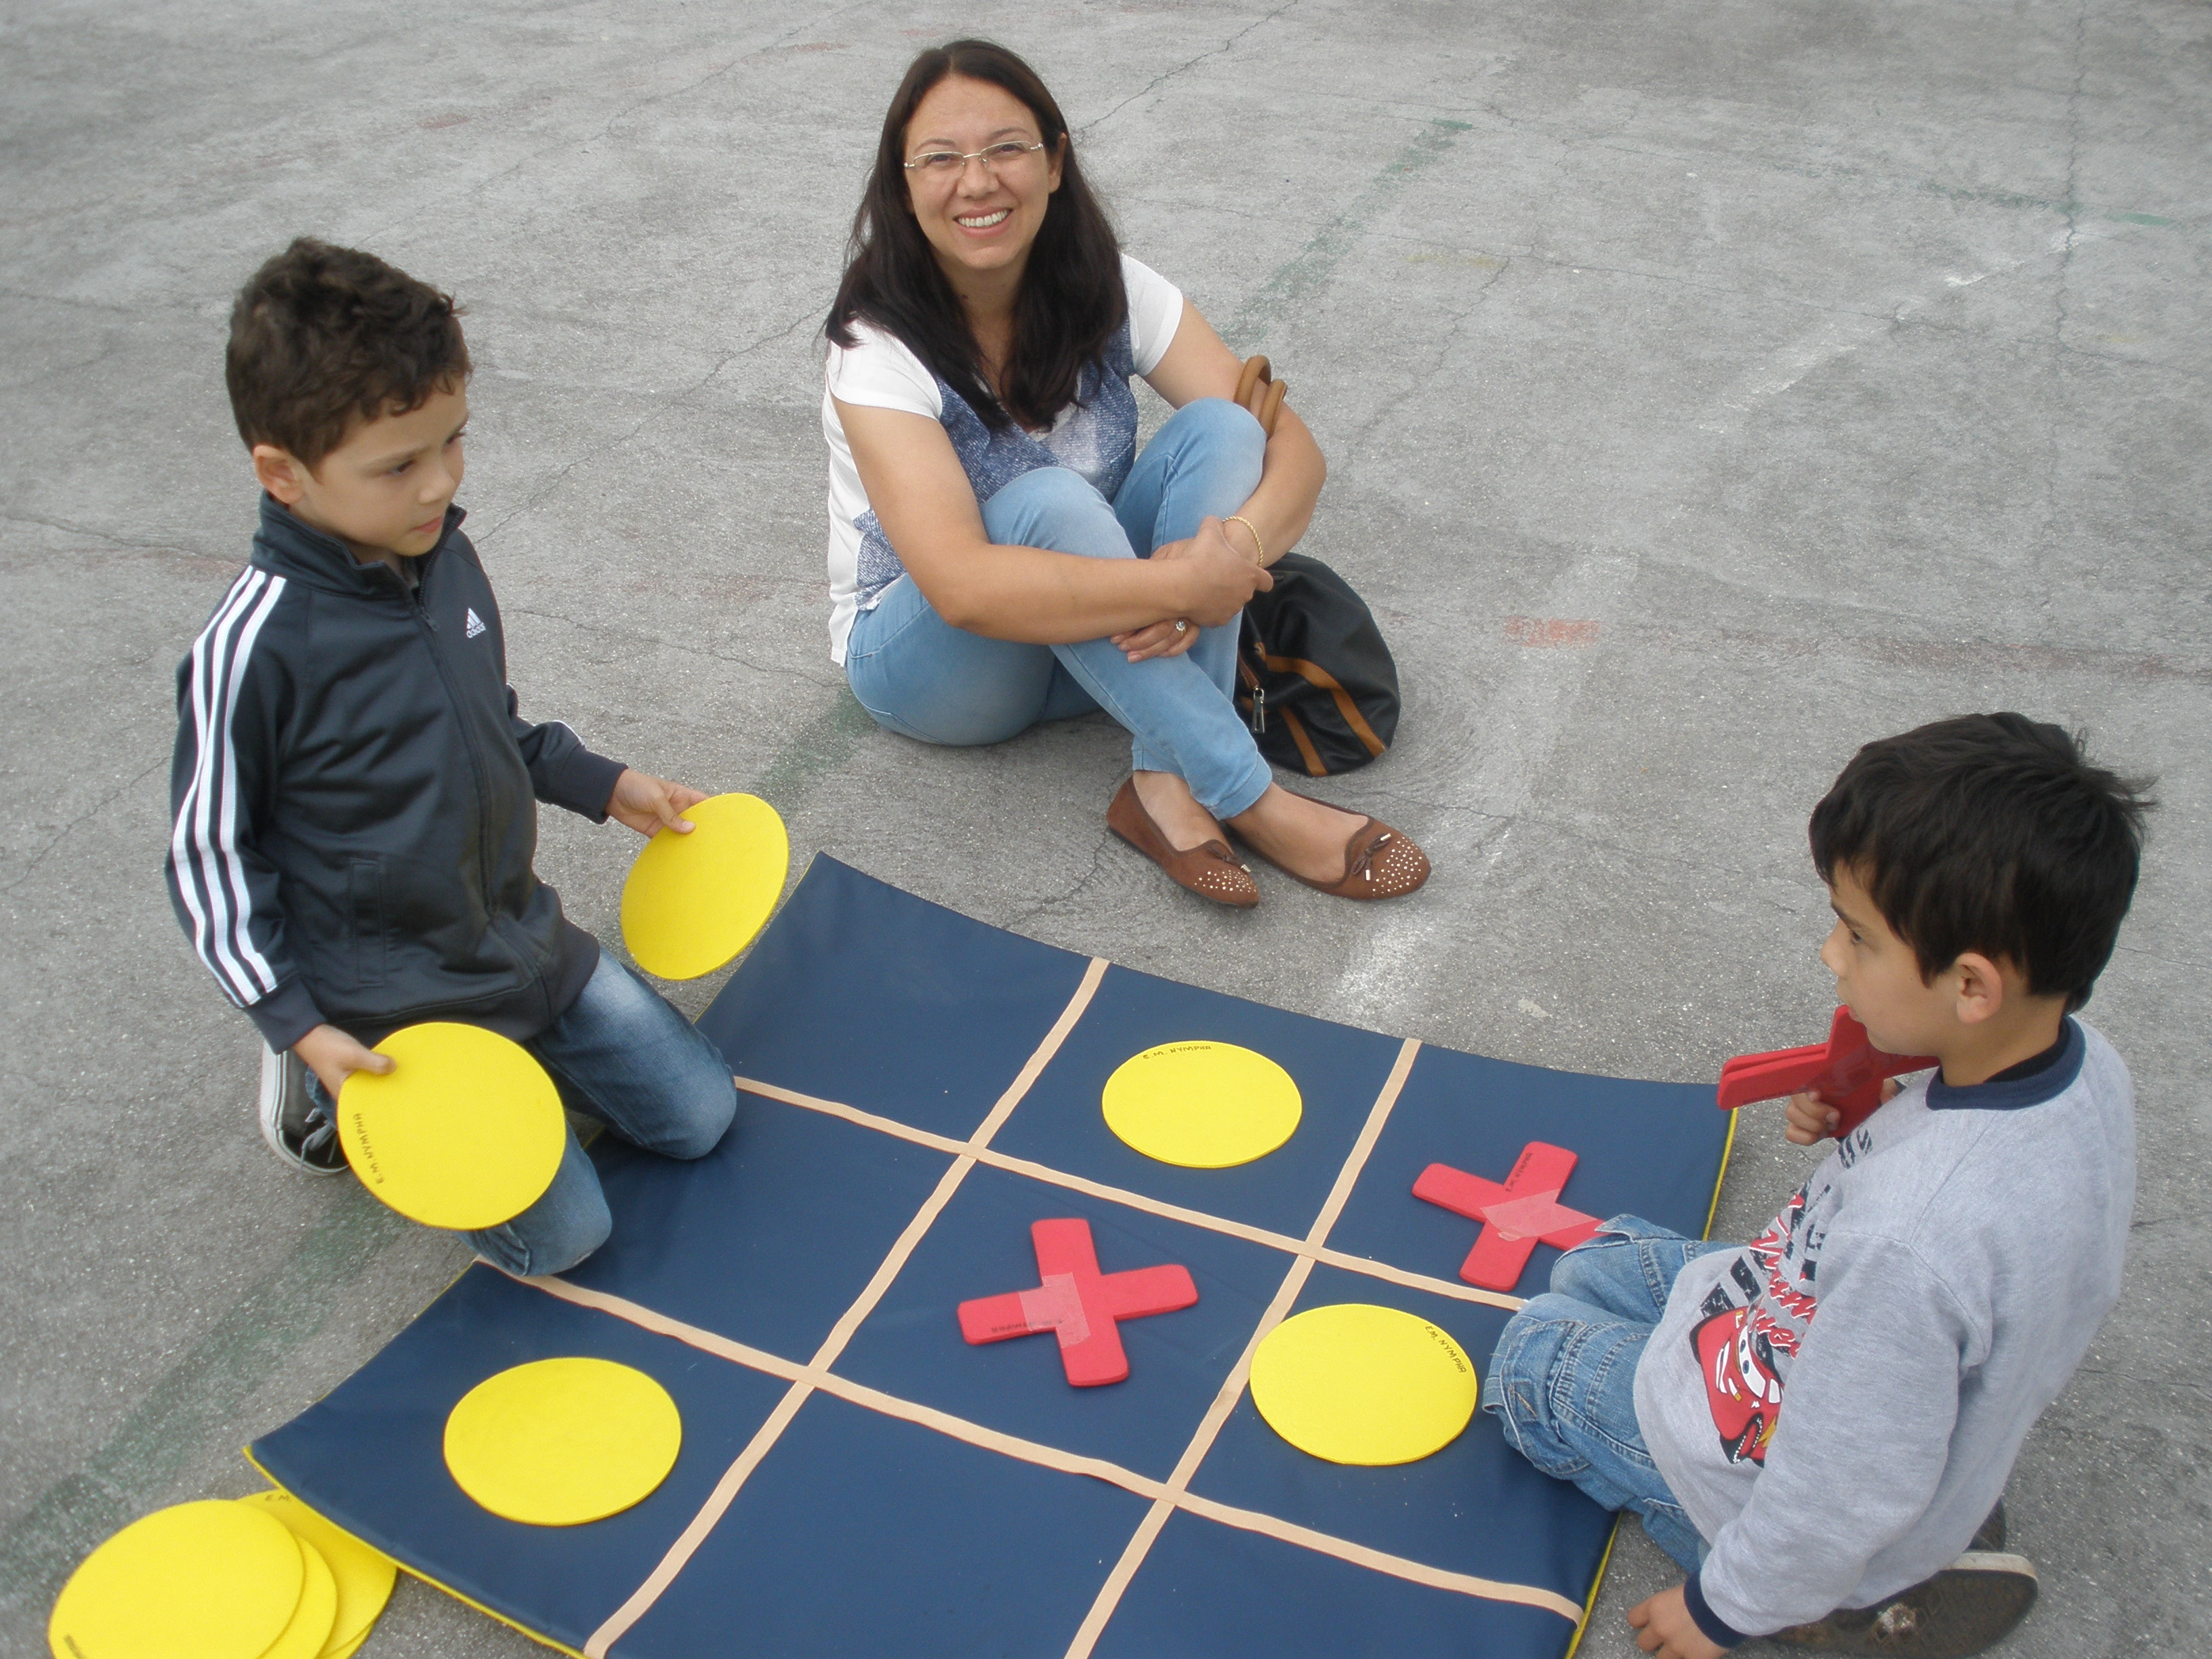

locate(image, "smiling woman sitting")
[[821, 39, 1429, 907]]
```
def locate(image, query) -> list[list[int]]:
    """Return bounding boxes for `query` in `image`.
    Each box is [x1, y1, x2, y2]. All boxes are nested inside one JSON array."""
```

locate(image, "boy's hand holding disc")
[[621, 792, 790, 980], [337, 1023, 565, 1231]]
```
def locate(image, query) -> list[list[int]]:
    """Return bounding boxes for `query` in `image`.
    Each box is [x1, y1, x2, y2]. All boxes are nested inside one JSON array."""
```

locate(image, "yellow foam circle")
[[1101, 1042, 1302, 1168], [1249, 1304, 1479, 1466], [444, 1357, 682, 1526], [239, 1492, 396, 1657], [337, 1023, 565, 1231], [255, 1536, 337, 1659], [621, 792, 790, 980], [49, 1498, 305, 1659]]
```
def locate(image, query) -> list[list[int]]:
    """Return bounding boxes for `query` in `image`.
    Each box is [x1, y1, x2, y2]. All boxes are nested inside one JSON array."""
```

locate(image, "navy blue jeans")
[[1482, 1216, 1731, 1570], [311, 948, 737, 1275]]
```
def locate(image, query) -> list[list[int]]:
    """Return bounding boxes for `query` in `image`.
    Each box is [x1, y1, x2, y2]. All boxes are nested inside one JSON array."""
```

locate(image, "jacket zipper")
[[403, 571, 506, 954]]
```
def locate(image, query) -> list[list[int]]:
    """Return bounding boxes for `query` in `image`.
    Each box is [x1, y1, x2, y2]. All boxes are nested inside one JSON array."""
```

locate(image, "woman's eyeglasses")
[[902, 140, 1047, 178]]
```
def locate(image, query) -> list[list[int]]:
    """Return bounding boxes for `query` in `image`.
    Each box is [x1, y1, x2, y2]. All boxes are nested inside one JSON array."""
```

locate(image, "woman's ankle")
[[1129, 771, 1224, 851]]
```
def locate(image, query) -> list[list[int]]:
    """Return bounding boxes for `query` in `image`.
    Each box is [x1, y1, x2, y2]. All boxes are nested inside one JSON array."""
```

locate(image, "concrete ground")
[[3, 1, 2206, 1654]]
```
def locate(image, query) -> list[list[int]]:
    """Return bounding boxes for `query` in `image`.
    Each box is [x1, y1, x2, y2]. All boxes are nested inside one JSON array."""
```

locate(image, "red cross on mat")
[[957, 1218, 1198, 1387], [1412, 1142, 1602, 1291]]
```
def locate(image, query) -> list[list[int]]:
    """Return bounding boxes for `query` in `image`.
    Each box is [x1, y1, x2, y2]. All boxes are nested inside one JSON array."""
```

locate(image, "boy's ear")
[[251, 443, 310, 505], [1950, 951, 2007, 1027]]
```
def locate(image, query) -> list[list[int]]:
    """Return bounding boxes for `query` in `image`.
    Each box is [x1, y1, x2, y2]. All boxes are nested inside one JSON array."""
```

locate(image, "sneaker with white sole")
[[258, 1044, 346, 1174], [1769, 1547, 2037, 1657]]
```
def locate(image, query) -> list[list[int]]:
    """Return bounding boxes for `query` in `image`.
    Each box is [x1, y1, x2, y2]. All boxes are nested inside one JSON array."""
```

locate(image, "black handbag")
[[1234, 550, 1400, 776]]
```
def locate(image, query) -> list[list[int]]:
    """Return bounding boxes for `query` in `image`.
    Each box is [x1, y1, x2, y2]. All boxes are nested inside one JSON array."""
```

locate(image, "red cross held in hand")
[[958, 1218, 1199, 1387], [1412, 1142, 1602, 1291]]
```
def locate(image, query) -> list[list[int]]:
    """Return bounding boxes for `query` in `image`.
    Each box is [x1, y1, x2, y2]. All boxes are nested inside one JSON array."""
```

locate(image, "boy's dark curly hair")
[[1809, 712, 2154, 1010], [226, 238, 470, 468]]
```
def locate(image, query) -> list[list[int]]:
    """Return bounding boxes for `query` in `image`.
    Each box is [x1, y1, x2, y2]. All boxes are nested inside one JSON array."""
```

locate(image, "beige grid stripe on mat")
[[520, 1270, 1581, 1625], [1062, 1036, 1441, 1658], [581, 957, 1109, 1657]]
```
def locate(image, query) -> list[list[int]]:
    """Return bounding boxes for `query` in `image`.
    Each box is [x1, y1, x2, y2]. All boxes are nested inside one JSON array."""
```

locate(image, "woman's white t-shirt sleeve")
[[824, 324, 943, 419], [1122, 255, 1184, 377]]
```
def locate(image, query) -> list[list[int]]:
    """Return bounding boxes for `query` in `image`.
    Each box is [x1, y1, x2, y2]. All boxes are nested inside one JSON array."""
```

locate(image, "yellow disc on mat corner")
[[1250, 1304, 1478, 1466], [49, 1498, 305, 1659], [621, 792, 790, 980], [1101, 1041, 1301, 1168], [445, 1357, 682, 1526], [337, 1023, 565, 1231], [239, 1492, 396, 1656], [255, 1535, 337, 1659]]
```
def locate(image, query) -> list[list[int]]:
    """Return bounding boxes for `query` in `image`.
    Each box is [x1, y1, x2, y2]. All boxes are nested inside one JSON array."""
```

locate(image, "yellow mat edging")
[[241, 1454, 588, 1659]]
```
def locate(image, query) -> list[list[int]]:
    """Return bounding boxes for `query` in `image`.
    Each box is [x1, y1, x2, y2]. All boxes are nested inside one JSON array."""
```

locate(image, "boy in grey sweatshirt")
[[1483, 714, 2150, 1657]]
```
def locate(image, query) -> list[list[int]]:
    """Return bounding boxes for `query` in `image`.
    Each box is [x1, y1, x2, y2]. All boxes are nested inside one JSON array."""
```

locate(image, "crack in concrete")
[[502, 605, 841, 691], [470, 301, 821, 546], [1076, 0, 1303, 137], [0, 509, 225, 563], [350, 5, 860, 252], [0, 757, 169, 897], [1004, 835, 1114, 932], [1342, 260, 1509, 465]]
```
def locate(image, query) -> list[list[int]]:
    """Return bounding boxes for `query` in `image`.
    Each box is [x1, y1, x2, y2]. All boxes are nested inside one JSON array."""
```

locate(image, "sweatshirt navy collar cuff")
[[1682, 1569, 1748, 1648], [1926, 1016, 2084, 1112]]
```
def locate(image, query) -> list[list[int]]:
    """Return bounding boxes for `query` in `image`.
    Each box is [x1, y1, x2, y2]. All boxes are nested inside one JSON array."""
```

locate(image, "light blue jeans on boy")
[[1483, 1216, 1731, 1571], [844, 398, 1276, 821], [308, 947, 737, 1276]]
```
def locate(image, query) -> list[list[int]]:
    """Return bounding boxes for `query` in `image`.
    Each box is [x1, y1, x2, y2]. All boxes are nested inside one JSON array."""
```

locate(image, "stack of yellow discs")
[[337, 1022, 567, 1231], [49, 1498, 337, 1659], [239, 1492, 398, 1659], [621, 792, 790, 980]]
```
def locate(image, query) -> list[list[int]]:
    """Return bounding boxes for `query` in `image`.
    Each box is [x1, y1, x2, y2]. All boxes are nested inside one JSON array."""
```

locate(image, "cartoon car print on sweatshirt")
[[1693, 1185, 1823, 1464], [1695, 1304, 1785, 1462]]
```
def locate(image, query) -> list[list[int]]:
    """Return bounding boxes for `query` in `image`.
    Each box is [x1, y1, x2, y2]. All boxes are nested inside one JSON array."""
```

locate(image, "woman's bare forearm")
[[927, 541, 1191, 641], [1222, 405, 1326, 567]]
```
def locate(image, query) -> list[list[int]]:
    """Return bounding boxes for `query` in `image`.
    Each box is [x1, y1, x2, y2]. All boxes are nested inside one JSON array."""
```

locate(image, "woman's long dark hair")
[[827, 40, 1126, 432]]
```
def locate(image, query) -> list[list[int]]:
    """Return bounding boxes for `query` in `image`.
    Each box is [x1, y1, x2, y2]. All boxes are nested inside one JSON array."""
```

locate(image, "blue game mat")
[[252, 856, 1734, 1658]]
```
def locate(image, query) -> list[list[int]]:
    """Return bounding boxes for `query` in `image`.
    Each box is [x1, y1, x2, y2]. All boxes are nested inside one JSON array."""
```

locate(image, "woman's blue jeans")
[[308, 948, 737, 1276], [844, 398, 1276, 821], [1482, 1216, 1732, 1572]]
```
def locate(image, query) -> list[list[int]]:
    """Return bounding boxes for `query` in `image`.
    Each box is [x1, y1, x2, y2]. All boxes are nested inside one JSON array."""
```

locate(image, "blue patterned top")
[[851, 319, 1140, 615]]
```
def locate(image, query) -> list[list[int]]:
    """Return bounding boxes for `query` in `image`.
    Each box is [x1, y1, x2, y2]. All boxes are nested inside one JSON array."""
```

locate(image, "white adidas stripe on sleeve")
[[169, 569, 287, 1006]]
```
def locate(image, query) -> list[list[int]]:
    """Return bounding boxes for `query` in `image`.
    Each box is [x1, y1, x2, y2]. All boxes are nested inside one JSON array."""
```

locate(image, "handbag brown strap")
[[1235, 356, 1288, 438]]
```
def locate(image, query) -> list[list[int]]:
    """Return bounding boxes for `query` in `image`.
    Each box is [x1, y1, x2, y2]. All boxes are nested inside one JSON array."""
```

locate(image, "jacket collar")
[[249, 493, 466, 596]]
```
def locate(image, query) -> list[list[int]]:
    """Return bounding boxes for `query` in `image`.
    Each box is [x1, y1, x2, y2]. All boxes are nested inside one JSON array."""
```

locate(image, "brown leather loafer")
[[1233, 793, 1431, 899], [1107, 777, 1259, 908]]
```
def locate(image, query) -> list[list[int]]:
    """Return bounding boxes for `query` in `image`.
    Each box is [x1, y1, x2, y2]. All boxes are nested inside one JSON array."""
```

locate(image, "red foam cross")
[[957, 1218, 1198, 1387], [1716, 1006, 1936, 1138], [1412, 1142, 1602, 1291]]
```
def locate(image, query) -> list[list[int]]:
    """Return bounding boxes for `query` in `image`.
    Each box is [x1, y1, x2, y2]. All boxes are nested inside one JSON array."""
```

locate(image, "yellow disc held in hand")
[[239, 1492, 396, 1658], [1250, 1303, 1478, 1466], [621, 792, 790, 980], [1101, 1041, 1302, 1168], [337, 1023, 565, 1231], [49, 1498, 306, 1659], [444, 1357, 683, 1526]]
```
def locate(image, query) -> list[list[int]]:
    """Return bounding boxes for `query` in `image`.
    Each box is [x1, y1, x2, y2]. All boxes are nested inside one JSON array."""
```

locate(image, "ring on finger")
[[1174, 618, 1189, 634]]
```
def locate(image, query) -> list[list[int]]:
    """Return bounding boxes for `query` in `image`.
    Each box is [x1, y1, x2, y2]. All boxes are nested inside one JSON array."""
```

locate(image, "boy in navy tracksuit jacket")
[[165, 239, 736, 1274]]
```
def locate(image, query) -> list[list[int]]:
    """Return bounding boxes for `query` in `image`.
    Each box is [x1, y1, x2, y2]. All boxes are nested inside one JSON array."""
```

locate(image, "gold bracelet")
[[1225, 514, 1266, 565]]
